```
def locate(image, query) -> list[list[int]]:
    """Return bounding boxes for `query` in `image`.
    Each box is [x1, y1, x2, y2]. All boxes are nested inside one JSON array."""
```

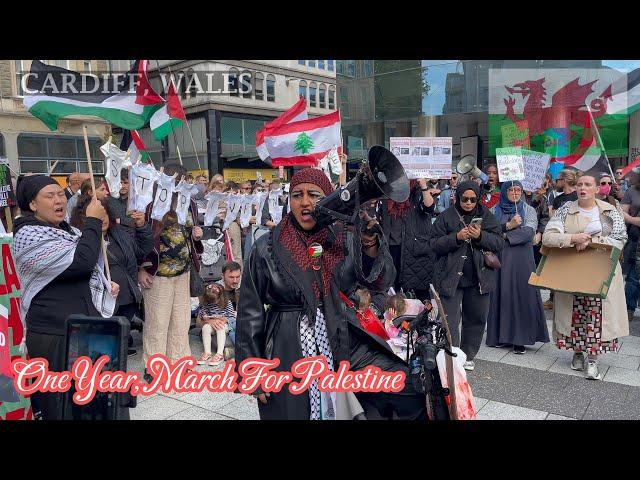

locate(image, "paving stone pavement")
[[126, 290, 640, 420]]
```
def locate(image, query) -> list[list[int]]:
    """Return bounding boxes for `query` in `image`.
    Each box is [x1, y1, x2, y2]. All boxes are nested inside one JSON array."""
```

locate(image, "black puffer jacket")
[[429, 204, 504, 297], [378, 186, 436, 290]]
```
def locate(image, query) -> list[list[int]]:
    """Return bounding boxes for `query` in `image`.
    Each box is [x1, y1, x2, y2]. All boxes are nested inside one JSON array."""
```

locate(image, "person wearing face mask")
[[12, 175, 117, 420], [596, 173, 623, 211], [485, 181, 549, 354], [543, 175, 628, 380], [429, 181, 504, 371], [236, 168, 426, 420]]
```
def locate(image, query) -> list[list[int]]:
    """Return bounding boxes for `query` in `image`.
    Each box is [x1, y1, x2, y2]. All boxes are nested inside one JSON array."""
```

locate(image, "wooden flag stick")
[[48, 160, 59, 176], [4, 207, 13, 232], [176, 144, 184, 166], [83, 125, 112, 283]]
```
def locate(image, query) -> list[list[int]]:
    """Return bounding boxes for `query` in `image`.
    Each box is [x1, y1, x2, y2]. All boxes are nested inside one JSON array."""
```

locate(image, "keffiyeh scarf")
[[13, 224, 116, 322]]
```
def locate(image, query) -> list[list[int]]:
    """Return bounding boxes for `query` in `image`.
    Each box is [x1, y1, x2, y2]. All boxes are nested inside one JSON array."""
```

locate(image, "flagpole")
[[154, 60, 195, 170], [83, 125, 112, 283], [586, 105, 617, 181], [48, 160, 59, 176]]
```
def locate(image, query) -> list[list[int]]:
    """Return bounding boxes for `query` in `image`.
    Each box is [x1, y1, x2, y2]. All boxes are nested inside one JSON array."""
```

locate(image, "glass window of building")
[[364, 60, 373, 77], [308, 60, 316, 68], [254, 72, 264, 100], [84, 61, 91, 73], [318, 60, 325, 70], [309, 82, 317, 107], [339, 87, 349, 118], [319, 84, 326, 108], [18, 134, 102, 174], [0, 133, 4, 157], [266, 74, 276, 102], [242, 70, 252, 99], [43, 60, 69, 69], [328, 85, 335, 109], [299, 80, 307, 103], [14, 60, 27, 96], [336, 61, 344, 75], [228, 68, 239, 97], [298, 60, 305, 66], [166, 116, 207, 170], [346, 60, 355, 77], [328, 60, 335, 72]]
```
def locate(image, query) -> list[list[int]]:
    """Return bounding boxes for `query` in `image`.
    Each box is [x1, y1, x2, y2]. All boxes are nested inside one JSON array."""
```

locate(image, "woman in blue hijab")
[[485, 181, 549, 354]]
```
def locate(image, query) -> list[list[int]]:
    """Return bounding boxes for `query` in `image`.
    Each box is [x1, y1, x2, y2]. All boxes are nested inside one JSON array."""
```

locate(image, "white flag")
[[239, 194, 255, 228], [151, 173, 177, 221], [175, 180, 200, 225], [204, 192, 224, 227], [268, 189, 285, 225], [223, 194, 243, 231], [130, 161, 159, 212]]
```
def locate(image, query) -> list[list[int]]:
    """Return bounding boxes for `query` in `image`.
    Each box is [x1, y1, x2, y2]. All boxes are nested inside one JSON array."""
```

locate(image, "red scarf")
[[387, 180, 418, 219], [277, 214, 345, 299]]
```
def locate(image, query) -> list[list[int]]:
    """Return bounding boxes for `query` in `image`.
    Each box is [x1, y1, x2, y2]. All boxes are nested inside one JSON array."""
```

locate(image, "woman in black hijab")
[[428, 181, 504, 371]]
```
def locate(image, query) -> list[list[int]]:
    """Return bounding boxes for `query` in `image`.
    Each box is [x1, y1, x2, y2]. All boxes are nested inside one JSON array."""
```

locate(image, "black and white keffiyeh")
[[299, 308, 337, 420], [13, 224, 116, 322]]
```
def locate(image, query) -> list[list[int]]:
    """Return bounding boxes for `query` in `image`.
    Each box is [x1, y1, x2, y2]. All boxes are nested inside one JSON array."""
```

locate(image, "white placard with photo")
[[390, 137, 452, 179], [496, 147, 526, 182]]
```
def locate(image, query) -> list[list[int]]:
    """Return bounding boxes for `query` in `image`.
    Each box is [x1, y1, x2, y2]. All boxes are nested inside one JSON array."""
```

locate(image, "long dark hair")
[[70, 195, 116, 231]]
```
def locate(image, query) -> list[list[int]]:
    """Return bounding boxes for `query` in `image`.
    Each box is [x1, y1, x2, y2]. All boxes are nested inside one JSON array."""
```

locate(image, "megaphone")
[[456, 154, 488, 183], [313, 145, 410, 228]]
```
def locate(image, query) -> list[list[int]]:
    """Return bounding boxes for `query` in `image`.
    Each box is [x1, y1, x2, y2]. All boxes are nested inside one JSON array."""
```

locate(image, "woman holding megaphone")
[[235, 166, 428, 420]]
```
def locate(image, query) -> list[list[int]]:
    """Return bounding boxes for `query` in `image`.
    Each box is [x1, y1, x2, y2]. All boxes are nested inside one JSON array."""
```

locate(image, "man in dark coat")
[[236, 168, 427, 420]]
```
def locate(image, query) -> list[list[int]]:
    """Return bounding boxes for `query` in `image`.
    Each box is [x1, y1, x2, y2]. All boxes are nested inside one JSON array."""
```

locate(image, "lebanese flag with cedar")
[[256, 97, 308, 160], [263, 111, 342, 167]]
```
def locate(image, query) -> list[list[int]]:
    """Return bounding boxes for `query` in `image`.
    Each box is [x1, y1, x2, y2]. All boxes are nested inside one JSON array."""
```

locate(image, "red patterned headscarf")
[[387, 179, 418, 219], [278, 168, 342, 299], [290, 168, 333, 196]]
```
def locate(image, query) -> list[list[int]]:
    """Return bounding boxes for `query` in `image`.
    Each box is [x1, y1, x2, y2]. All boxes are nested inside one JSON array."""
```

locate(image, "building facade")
[[0, 60, 111, 178], [337, 59, 639, 176], [134, 60, 337, 181]]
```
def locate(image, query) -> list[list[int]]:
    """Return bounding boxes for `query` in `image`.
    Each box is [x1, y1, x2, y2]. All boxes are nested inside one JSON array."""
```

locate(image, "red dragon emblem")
[[503, 77, 613, 163]]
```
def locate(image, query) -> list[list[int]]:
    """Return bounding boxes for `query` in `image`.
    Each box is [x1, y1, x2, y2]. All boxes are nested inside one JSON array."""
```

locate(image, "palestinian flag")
[[263, 111, 341, 167], [256, 97, 308, 161], [24, 60, 164, 131], [130, 130, 151, 164], [150, 80, 186, 141]]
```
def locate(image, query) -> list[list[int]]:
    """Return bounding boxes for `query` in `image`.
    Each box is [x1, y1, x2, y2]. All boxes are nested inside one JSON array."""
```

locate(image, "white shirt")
[[579, 206, 602, 236]]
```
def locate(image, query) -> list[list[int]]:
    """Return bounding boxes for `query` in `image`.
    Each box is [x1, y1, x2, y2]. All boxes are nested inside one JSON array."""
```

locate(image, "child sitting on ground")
[[196, 283, 236, 367]]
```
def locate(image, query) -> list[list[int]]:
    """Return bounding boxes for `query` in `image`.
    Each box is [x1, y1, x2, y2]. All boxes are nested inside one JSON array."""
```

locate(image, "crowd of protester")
[[9, 156, 640, 420]]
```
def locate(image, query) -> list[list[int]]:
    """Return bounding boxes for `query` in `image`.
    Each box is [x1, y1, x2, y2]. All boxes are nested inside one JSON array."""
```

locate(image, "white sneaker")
[[571, 352, 586, 371], [463, 360, 475, 371], [586, 360, 602, 380]]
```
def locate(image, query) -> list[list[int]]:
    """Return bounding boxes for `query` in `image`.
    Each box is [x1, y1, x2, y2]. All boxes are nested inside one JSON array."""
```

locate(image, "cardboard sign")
[[390, 137, 452, 179], [496, 147, 526, 182]]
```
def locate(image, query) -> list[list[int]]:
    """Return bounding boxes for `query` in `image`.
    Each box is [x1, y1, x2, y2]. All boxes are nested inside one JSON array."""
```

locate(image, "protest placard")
[[496, 147, 526, 182], [390, 137, 452, 179], [520, 149, 551, 192]]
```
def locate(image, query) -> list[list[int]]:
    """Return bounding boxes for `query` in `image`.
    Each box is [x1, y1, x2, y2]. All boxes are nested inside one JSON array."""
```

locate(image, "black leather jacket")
[[235, 219, 397, 419]]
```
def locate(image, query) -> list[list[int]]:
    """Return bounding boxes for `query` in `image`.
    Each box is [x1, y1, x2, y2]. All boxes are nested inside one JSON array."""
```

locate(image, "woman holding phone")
[[429, 181, 504, 371], [485, 181, 548, 354]]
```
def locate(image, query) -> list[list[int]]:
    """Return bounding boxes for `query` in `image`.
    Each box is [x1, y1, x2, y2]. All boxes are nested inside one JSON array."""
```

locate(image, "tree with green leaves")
[[294, 132, 314, 154]]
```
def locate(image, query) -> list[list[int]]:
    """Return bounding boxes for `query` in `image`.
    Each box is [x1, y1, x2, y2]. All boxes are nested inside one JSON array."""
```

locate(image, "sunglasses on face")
[[600, 181, 613, 185], [461, 196, 478, 204]]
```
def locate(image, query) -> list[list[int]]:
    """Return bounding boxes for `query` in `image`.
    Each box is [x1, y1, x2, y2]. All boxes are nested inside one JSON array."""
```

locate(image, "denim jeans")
[[625, 264, 640, 312]]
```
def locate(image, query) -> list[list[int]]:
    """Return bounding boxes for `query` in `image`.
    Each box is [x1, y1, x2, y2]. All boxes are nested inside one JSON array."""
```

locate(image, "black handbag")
[[482, 250, 502, 270], [189, 260, 205, 297]]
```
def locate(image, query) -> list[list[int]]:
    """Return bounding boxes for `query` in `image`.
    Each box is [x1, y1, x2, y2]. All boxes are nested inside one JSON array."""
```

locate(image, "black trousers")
[[26, 330, 66, 420], [389, 245, 402, 291], [440, 285, 490, 361]]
